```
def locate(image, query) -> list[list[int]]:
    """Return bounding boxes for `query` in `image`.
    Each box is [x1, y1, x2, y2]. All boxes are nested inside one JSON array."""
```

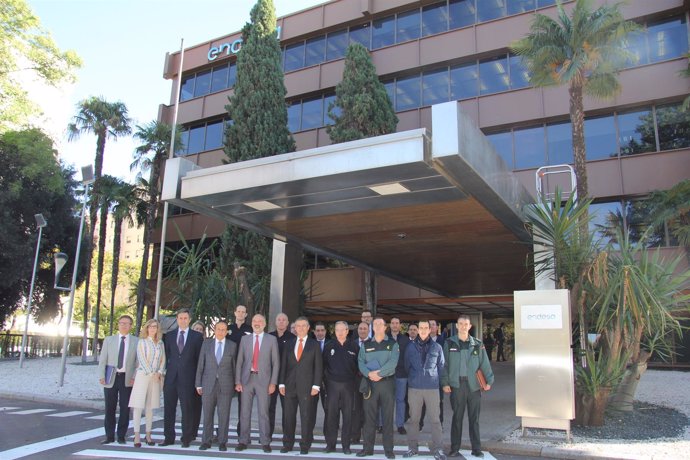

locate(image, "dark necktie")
[[178, 330, 185, 353], [117, 336, 125, 369]]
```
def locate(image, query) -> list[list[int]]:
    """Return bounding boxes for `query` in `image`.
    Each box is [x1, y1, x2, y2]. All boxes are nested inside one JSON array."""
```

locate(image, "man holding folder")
[[356, 317, 399, 459]]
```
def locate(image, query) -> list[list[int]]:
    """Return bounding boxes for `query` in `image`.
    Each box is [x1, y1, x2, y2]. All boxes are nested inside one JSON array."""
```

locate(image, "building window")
[[508, 54, 530, 89], [422, 68, 450, 106], [584, 115, 617, 160], [422, 2, 449, 37], [287, 101, 301, 132], [180, 75, 195, 102], [479, 56, 509, 95], [349, 23, 371, 49], [617, 108, 655, 156], [656, 102, 690, 151], [514, 125, 546, 169], [204, 120, 224, 151], [326, 29, 348, 61], [210, 65, 229, 93], [284, 42, 305, 72], [193, 69, 212, 98], [449, 0, 476, 29], [383, 79, 395, 108], [647, 16, 688, 63], [187, 125, 206, 155], [508, 0, 535, 15], [396, 9, 421, 43], [177, 119, 227, 156], [486, 131, 514, 169], [323, 94, 339, 126], [477, 0, 506, 23], [546, 121, 573, 165], [450, 62, 478, 100], [395, 74, 421, 111], [372, 15, 395, 49], [305, 36, 326, 67], [301, 97, 323, 130]]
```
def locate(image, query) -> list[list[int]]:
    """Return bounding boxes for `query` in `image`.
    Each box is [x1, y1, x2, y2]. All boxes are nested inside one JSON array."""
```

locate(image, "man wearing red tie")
[[279, 316, 323, 455]]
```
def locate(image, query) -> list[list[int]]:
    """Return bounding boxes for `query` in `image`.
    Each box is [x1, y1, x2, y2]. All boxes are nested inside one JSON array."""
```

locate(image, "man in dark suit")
[[269, 312, 294, 437], [350, 321, 370, 445], [160, 308, 204, 447], [235, 314, 279, 453], [195, 320, 237, 452], [98, 315, 138, 445], [278, 316, 323, 455]]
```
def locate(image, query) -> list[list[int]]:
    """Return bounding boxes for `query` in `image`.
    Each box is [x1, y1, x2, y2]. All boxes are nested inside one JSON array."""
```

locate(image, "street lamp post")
[[55, 165, 94, 387], [18, 214, 47, 368]]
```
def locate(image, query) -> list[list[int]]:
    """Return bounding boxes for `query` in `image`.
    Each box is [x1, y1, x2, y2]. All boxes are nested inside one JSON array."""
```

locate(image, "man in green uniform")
[[357, 317, 399, 459], [441, 315, 494, 458]]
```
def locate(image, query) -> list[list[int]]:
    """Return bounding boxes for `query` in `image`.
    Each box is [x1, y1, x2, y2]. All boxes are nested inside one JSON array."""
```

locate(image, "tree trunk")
[[579, 387, 611, 426], [364, 270, 377, 316], [569, 81, 588, 201], [92, 203, 108, 360], [109, 217, 123, 336], [609, 356, 650, 412]]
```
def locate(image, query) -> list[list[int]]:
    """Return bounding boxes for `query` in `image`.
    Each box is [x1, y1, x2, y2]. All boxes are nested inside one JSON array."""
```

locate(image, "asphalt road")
[[0, 397, 553, 460]]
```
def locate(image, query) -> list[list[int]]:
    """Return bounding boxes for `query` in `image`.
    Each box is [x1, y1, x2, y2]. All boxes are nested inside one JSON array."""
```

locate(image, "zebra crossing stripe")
[[47, 411, 92, 417], [7, 409, 56, 415], [0, 407, 20, 411]]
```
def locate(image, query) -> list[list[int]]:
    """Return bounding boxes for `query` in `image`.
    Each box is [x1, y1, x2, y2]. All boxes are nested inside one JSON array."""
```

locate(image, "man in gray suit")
[[98, 315, 138, 444], [196, 320, 237, 452], [234, 314, 279, 453]]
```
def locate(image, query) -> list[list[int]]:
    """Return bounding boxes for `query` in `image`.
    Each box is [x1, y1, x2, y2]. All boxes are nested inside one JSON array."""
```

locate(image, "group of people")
[[482, 323, 507, 362], [97, 306, 494, 459]]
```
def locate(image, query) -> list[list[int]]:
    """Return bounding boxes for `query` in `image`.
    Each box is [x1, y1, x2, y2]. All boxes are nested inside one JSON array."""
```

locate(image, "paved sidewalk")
[[1, 357, 688, 459]]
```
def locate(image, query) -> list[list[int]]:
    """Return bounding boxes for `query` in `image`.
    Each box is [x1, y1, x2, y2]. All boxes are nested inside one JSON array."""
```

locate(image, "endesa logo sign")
[[521, 304, 563, 329], [208, 26, 282, 61]]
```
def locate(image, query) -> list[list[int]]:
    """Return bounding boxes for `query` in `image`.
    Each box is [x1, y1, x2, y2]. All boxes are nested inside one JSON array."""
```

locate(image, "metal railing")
[[0, 333, 97, 359]]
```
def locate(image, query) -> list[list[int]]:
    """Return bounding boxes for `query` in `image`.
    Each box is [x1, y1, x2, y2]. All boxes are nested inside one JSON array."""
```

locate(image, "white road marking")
[[8, 408, 56, 415], [0, 407, 20, 411], [459, 449, 497, 460], [0, 427, 103, 460], [85, 414, 106, 420], [47, 410, 92, 417]]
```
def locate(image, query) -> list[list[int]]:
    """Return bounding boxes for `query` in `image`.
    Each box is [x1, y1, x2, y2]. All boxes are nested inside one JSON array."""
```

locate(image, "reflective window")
[[536, 0, 556, 7], [287, 102, 301, 133], [211, 65, 229, 93], [323, 94, 339, 126], [187, 125, 206, 154], [546, 121, 573, 165], [305, 36, 326, 67], [383, 80, 395, 107], [422, 2, 448, 37], [507, 0, 535, 15], [193, 70, 211, 97], [449, 0, 475, 29], [584, 115, 617, 160], [228, 63, 237, 88], [479, 56, 509, 95], [180, 76, 194, 102], [205, 121, 224, 150], [349, 24, 371, 49], [326, 29, 348, 61], [396, 75, 421, 111], [590, 201, 623, 247], [177, 130, 189, 156], [301, 97, 323, 130], [372, 16, 395, 49], [477, 0, 506, 22], [656, 103, 690, 151], [486, 131, 513, 169], [509, 54, 530, 89], [624, 30, 649, 67], [514, 125, 545, 169], [450, 62, 478, 100], [422, 68, 449, 106], [397, 9, 421, 43], [618, 108, 655, 156], [621, 199, 665, 247], [284, 42, 305, 72], [648, 17, 688, 63]]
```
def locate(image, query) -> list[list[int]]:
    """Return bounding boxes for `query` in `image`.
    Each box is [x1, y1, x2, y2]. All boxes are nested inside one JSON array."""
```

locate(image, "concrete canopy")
[[162, 102, 535, 298]]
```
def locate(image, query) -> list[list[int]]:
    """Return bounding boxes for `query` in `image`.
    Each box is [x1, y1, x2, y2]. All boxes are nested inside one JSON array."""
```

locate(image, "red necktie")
[[252, 334, 260, 372], [297, 338, 303, 361]]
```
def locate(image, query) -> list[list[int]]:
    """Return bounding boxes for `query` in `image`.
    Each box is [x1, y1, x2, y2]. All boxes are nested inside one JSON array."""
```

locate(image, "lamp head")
[[81, 165, 95, 185], [54, 252, 68, 282], [34, 213, 47, 228]]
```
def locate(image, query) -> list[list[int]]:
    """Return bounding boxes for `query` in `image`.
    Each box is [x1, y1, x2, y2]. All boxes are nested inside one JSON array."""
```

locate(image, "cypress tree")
[[225, 0, 295, 162], [327, 43, 398, 143]]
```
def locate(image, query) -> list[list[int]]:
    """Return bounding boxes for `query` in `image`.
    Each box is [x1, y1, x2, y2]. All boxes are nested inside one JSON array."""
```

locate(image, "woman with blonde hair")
[[129, 318, 165, 448]]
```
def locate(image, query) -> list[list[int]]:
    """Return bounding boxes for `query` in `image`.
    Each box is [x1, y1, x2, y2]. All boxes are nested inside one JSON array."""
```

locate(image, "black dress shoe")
[[218, 444, 227, 452], [235, 443, 247, 451], [343, 447, 352, 454], [181, 442, 190, 448], [471, 450, 484, 457], [280, 446, 292, 453], [199, 443, 210, 450], [158, 440, 174, 447], [397, 426, 407, 435], [101, 439, 114, 445], [385, 452, 396, 459], [325, 446, 336, 453], [447, 450, 461, 458], [263, 445, 272, 453], [357, 450, 373, 457], [300, 448, 309, 455]]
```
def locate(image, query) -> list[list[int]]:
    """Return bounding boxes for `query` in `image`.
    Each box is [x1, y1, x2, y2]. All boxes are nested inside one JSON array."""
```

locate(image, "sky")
[[27, 0, 324, 182]]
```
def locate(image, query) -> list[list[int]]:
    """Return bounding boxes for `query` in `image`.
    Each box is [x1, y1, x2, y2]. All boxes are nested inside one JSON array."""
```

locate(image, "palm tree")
[[108, 181, 144, 335], [511, 0, 638, 200], [681, 53, 690, 111], [646, 179, 690, 261], [131, 121, 181, 333], [68, 96, 131, 359]]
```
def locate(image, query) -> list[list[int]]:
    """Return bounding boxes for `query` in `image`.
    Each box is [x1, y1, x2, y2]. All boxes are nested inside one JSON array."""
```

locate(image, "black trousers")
[[191, 390, 201, 440], [282, 392, 317, 450], [269, 389, 285, 437], [450, 379, 482, 452], [163, 379, 197, 444], [496, 342, 505, 361], [103, 373, 132, 441], [324, 380, 355, 449], [363, 377, 395, 453], [351, 387, 364, 442]]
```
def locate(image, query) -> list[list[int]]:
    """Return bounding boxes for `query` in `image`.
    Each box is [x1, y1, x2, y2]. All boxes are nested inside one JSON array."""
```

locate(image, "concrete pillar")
[[269, 239, 302, 327]]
